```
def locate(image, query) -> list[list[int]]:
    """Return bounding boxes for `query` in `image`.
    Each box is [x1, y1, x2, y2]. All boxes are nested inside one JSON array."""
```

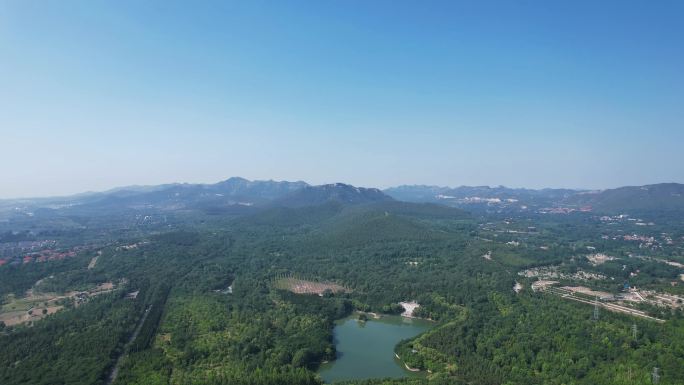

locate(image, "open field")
[[0, 281, 117, 326], [0, 305, 64, 326], [531, 280, 559, 291], [1, 292, 68, 326], [560, 286, 613, 300], [274, 276, 349, 295]]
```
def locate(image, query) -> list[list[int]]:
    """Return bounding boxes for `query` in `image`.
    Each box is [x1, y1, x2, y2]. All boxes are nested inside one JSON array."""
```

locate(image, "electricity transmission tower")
[[593, 296, 600, 321], [652, 367, 660, 384], [632, 323, 638, 340]]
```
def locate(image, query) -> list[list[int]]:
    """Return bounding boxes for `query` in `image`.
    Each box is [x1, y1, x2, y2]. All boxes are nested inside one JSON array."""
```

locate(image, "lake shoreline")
[[318, 314, 433, 383]]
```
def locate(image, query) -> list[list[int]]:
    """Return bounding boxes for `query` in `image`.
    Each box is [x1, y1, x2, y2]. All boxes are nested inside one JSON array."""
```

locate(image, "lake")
[[317, 314, 433, 383]]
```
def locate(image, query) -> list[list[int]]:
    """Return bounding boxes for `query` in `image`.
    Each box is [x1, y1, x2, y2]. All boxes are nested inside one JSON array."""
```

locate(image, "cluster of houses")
[[0, 243, 96, 267]]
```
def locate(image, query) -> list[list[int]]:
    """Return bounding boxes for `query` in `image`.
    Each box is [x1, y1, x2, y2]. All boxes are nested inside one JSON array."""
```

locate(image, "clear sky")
[[1, 0, 683, 198]]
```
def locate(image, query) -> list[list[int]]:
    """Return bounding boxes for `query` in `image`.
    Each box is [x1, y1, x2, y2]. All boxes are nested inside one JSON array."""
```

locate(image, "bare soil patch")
[[274, 276, 349, 295]]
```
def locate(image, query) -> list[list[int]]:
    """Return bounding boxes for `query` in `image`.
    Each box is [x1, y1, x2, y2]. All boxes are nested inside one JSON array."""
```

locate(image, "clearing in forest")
[[274, 275, 349, 295], [0, 281, 118, 326], [88, 251, 101, 269], [398, 301, 420, 317]]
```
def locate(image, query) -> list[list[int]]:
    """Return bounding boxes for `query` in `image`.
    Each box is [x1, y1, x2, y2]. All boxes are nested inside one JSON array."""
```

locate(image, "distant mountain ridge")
[[384, 183, 684, 214], [273, 183, 392, 208], [385, 184, 577, 204], [56, 177, 310, 213], [383, 185, 580, 213], [0, 178, 394, 217], [2, 178, 683, 217]]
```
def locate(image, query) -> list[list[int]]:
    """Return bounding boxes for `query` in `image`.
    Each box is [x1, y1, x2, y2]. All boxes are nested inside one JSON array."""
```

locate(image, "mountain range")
[[2, 178, 683, 219], [384, 183, 684, 214]]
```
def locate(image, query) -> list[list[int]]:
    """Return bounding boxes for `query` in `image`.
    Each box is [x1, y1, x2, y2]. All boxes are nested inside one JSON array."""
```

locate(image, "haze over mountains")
[[385, 183, 684, 214], [1, 177, 684, 219]]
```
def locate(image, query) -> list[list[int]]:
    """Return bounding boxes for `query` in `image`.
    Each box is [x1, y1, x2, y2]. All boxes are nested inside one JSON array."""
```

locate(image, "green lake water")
[[317, 315, 433, 383]]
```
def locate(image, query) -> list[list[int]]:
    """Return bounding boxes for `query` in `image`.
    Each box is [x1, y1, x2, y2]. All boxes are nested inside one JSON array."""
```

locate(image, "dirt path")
[[106, 305, 151, 384]]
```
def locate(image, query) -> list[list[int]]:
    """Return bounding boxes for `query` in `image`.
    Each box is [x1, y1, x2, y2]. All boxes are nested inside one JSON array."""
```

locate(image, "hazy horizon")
[[2, 1, 683, 199], [3, 174, 684, 201]]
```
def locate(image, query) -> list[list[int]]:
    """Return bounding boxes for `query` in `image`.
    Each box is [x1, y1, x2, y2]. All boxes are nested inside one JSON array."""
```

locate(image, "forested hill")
[[235, 200, 469, 234], [566, 183, 684, 214], [271, 183, 393, 208]]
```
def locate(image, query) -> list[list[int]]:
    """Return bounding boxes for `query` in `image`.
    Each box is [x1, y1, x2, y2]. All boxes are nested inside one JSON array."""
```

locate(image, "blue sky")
[[1, 1, 683, 198]]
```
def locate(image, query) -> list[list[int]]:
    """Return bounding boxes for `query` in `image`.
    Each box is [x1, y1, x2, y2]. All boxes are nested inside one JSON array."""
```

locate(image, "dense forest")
[[1, 198, 683, 384]]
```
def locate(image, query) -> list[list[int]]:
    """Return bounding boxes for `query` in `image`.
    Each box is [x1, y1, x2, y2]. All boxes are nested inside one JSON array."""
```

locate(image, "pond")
[[317, 314, 433, 383]]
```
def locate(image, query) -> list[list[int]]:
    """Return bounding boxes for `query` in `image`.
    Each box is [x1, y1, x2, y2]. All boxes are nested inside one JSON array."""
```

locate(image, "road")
[[106, 305, 151, 384]]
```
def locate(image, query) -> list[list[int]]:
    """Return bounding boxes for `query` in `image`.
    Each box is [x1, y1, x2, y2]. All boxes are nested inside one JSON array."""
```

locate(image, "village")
[[0, 243, 93, 267]]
